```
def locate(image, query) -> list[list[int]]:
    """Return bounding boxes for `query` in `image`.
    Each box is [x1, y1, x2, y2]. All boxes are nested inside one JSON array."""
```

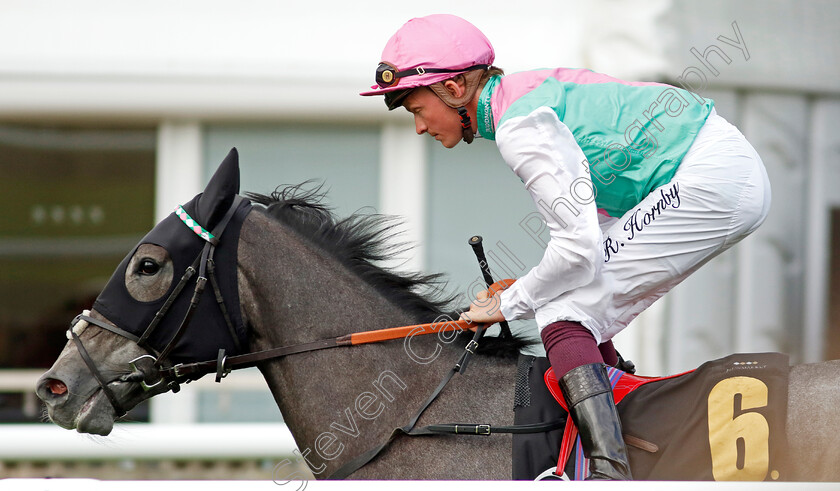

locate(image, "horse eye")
[[138, 259, 160, 276]]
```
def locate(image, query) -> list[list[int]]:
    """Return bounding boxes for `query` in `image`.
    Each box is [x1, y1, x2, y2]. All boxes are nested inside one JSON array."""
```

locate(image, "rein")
[[152, 275, 557, 481], [159, 317, 485, 383], [70, 197, 560, 478]]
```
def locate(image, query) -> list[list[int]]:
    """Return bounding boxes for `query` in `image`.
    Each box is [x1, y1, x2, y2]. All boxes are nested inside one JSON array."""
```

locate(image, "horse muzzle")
[[35, 371, 112, 433]]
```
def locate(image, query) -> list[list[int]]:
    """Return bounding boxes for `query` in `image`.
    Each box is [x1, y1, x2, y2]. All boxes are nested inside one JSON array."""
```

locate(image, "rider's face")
[[403, 88, 464, 148]]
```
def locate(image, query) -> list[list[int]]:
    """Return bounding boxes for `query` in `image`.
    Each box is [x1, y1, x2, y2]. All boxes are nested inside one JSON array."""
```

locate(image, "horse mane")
[[245, 182, 534, 358]]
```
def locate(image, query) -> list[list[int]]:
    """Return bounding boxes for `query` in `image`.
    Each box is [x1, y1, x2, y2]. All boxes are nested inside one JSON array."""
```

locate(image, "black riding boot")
[[559, 363, 633, 480]]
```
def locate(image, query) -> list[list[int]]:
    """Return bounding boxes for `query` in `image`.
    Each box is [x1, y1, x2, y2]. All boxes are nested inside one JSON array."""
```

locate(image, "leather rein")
[[67, 197, 563, 478]]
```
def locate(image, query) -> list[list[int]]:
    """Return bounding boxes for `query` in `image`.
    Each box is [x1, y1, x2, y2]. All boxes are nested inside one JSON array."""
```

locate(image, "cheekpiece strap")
[[175, 205, 217, 245]]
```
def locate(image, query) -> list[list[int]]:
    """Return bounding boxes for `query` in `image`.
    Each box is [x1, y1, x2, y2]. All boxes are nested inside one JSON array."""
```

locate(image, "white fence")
[[0, 368, 297, 461], [0, 423, 296, 461]]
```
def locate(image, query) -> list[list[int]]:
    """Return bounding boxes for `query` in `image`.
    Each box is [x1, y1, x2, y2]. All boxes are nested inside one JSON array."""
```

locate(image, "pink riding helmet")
[[360, 14, 495, 100]]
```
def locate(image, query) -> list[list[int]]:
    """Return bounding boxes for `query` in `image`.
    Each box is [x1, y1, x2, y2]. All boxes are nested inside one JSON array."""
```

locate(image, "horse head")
[[36, 148, 251, 435]]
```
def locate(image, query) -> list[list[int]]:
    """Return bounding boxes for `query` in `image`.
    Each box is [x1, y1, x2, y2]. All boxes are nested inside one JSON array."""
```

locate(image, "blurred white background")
[[1, 0, 838, 479]]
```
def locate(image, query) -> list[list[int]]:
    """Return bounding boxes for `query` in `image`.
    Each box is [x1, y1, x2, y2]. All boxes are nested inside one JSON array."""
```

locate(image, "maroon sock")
[[598, 339, 619, 367], [540, 320, 604, 379]]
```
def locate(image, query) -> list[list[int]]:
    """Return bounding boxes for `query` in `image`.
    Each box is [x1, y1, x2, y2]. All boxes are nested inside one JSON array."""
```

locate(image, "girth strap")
[[326, 285, 515, 479], [419, 420, 565, 436], [325, 340, 566, 479], [327, 353, 463, 480]]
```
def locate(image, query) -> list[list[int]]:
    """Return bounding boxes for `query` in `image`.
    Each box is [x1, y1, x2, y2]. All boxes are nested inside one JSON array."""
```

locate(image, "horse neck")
[[236, 211, 464, 472], [237, 210, 424, 345]]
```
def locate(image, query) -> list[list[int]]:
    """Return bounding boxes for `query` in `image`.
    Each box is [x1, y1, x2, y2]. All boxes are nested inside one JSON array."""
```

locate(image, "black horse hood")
[[93, 148, 251, 363]]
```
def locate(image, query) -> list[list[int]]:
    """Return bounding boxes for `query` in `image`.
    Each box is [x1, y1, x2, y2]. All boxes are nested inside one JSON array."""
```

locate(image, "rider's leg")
[[541, 320, 632, 480], [599, 340, 637, 374], [598, 340, 618, 367]]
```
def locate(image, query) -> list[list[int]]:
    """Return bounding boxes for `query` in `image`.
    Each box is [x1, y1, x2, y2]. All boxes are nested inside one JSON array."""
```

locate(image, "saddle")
[[512, 352, 790, 481], [543, 365, 689, 479]]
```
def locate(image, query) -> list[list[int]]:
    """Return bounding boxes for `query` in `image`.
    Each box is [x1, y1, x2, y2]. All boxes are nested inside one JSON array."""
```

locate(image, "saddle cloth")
[[512, 352, 789, 481]]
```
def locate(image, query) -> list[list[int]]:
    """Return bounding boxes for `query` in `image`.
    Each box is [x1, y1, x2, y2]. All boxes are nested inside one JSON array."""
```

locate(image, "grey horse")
[[35, 150, 840, 481]]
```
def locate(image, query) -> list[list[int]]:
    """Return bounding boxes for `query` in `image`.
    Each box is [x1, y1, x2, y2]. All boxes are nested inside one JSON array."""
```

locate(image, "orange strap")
[[348, 278, 516, 346], [484, 278, 516, 295], [349, 318, 473, 345]]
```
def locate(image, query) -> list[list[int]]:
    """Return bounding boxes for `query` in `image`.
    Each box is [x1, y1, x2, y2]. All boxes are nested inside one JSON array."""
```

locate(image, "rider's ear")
[[443, 77, 466, 99], [197, 147, 240, 229]]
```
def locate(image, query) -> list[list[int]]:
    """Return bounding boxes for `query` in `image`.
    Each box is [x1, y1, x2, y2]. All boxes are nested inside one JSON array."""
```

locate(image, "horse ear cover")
[[197, 147, 240, 229], [92, 147, 251, 363]]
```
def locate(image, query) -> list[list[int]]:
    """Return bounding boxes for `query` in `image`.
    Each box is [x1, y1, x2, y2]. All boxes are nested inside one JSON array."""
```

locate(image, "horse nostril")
[[37, 377, 69, 401], [47, 379, 68, 395]]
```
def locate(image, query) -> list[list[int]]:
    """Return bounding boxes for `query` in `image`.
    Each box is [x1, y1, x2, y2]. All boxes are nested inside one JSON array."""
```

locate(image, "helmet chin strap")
[[457, 107, 475, 144]]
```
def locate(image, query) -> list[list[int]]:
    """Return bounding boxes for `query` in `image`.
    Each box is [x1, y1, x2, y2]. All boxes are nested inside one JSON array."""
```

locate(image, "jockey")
[[361, 14, 771, 480]]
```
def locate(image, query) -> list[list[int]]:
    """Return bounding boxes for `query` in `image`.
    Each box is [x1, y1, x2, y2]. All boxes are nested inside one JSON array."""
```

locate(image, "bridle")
[[68, 195, 246, 416], [67, 193, 493, 412], [66, 195, 562, 477]]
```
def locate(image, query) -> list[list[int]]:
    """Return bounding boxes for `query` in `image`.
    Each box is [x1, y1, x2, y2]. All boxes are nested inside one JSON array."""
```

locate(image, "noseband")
[[67, 196, 245, 417]]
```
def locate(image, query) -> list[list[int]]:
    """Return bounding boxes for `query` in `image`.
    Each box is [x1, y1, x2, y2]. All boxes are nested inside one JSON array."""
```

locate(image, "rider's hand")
[[459, 288, 506, 330]]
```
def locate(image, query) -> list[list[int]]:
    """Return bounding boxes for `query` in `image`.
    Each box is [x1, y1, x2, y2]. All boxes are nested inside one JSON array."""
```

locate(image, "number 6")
[[707, 376, 770, 481]]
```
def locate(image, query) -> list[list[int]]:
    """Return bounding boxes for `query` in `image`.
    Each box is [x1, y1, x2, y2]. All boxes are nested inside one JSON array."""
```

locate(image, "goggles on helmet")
[[375, 62, 491, 89]]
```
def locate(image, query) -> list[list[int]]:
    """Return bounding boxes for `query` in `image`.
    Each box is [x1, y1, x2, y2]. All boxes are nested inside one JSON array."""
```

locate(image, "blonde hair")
[[481, 66, 505, 85], [429, 66, 505, 109]]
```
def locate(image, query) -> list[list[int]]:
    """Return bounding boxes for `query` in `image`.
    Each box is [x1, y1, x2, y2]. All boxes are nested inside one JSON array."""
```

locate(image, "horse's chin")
[[74, 390, 115, 436]]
